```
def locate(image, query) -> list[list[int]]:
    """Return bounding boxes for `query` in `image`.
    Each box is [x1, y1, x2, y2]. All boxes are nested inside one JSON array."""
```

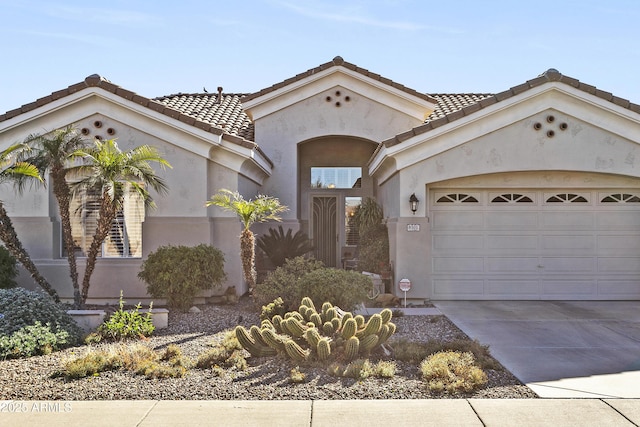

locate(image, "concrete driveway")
[[434, 301, 640, 398]]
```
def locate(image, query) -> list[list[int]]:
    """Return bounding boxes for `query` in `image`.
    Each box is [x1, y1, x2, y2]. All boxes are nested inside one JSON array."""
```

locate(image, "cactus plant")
[[235, 326, 277, 357], [284, 339, 309, 362], [317, 338, 331, 361], [380, 308, 393, 324], [301, 296, 316, 311], [234, 298, 396, 364], [261, 328, 286, 352], [341, 318, 357, 340], [345, 336, 360, 361]]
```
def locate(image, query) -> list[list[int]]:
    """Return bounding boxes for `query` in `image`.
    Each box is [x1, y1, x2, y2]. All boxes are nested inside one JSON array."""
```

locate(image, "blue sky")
[[1, 0, 639, 114]]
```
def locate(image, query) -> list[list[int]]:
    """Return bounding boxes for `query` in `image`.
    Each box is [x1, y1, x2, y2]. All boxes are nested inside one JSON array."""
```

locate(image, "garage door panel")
[[486, 212, 538, 230], [541, 235, 593, 251], [488, 257, 540, 272], [433, 234, 483, 250], [541, 257, 594, 272], [433, 257, 484, 273], [542, 279, 596, 296], [485, 280, 539, 296], [598, 257, 640, 273], [598, 280, 640, 298], [540, 212, 593, 229], [487, 235, 538, 250], [433, 279, 484, 297], [598, 235, 640, 253], [597, 212, 640, 229], [432, 211, 482, 230]]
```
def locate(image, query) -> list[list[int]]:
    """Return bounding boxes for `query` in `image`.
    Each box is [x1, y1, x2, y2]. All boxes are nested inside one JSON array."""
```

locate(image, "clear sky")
[[1, 0, 639, 115]]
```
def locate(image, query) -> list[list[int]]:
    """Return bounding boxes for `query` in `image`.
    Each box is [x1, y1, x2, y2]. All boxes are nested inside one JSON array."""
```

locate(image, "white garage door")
[[430, 189, 640, 300]]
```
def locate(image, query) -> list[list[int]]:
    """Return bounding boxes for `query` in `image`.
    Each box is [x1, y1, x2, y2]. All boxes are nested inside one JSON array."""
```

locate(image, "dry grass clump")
[[420, 350, 488, 393], [195, 329, 248, 371], [392, 338, 500, 370], [53, 343, 189, 380]]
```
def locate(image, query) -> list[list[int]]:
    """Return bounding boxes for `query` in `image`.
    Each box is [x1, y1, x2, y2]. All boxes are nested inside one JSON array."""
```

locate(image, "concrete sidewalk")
[[1, 399, 639, 426]]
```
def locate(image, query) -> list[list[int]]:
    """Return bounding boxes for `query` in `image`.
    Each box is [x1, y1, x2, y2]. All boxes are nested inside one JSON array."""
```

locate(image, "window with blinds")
[[66, 185, 144, 258]]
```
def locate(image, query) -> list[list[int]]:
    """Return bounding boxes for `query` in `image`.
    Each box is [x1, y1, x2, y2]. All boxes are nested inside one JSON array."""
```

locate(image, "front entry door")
[[312, 195, 338, 267]]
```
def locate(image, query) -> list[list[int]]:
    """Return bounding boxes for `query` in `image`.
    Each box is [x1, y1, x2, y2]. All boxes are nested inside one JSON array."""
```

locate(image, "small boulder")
[[188, 306, 201, 313]]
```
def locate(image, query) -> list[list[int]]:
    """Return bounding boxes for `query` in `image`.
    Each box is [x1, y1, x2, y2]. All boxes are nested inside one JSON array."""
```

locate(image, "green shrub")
[[139, 244, 226, 311], [420, 351, 488, 393], [352, 198, 389, 274], [298, 269, 370, 312], [254, 256, 324, 310], [257, 226, 314, 268], [0, 288, 82, 359], [92, 292, 154, 342], [0, 246, 18, 289]]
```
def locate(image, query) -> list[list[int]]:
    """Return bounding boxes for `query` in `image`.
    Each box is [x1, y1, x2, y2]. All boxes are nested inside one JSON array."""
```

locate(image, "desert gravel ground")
[[0, 299, 537, 400]]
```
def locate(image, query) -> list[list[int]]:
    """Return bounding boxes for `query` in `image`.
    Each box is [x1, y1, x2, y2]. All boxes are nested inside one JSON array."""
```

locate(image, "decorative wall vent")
[[325, 90, 351, 108]]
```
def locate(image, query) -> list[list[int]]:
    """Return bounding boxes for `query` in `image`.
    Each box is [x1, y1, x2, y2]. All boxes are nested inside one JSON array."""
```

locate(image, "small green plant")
[[93, 291, 155, 342], [257, 225, 314, 268], [0, 321, 76, 359], [420, 351, 488, 394], [139, 244, 226, 311], [0, 246, 18, 289], [0, 287, 82, 359], [289, 366, 306, 383]]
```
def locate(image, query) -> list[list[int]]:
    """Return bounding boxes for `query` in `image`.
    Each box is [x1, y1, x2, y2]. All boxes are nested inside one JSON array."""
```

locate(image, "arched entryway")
[[298, 136, 377, 267]]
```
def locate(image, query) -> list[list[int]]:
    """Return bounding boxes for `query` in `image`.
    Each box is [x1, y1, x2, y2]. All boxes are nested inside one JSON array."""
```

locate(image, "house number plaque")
[[406, 224, 420, 232]]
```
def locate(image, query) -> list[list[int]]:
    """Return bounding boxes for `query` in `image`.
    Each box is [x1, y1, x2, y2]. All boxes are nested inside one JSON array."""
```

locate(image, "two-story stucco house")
[[1, 56, 640, 303]]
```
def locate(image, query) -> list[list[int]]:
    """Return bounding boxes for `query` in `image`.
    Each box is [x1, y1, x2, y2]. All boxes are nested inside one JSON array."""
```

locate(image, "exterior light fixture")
[[409, 193, 419, 215]]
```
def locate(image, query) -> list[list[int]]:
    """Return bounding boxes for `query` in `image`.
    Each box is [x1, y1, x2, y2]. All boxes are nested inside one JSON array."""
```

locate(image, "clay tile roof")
[[424, 94, 494, 123], [382, 68, 640, 148], [242, 56, 438, 105], [154, 93, 254, 141]]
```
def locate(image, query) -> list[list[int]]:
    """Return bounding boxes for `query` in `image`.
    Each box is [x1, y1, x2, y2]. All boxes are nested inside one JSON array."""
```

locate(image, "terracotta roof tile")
[[154, 93, 254, 141]]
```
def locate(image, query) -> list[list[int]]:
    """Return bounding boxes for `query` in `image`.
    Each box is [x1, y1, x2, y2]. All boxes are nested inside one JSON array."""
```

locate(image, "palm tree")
[[69, 139, 170, 305], [206, 189, 287, 295], [22, 126, 89, 307], [0, 143, 60, 301]]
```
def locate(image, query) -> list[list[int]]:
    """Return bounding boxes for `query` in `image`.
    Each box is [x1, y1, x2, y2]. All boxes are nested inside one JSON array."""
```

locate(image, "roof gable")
[[371, 69, 640, 183], [242, 56, 438, 122]]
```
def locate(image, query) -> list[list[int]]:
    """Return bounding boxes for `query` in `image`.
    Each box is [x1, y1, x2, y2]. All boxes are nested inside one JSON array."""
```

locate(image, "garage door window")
[[436, 193, 479, 204], [491, 193, 534, 203], [545, 193, 589, 203], [601, 193, 640, 203]]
